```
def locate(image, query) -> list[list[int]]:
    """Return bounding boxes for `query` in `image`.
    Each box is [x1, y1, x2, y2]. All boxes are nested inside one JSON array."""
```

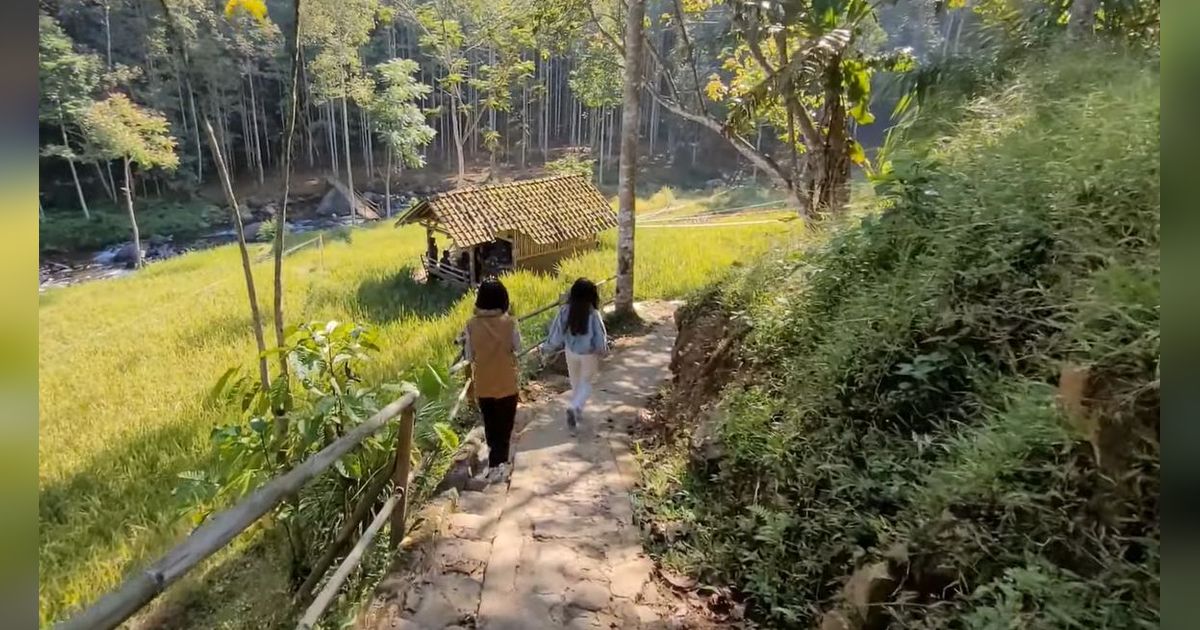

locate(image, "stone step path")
[[360, 306, 680, 630]]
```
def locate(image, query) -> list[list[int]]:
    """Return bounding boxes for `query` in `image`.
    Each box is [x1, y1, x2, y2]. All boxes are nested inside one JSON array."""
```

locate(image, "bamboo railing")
[[56, 275, 617, 630]]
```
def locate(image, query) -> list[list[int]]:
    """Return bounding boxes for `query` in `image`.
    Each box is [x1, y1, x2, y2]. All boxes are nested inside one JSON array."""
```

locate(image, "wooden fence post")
[[390, 405, 415, 549]]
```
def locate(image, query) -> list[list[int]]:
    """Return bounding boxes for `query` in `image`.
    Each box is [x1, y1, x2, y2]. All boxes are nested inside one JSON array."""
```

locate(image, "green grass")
[[38, 193, 796, 626], [634, 45, 1159, 627]]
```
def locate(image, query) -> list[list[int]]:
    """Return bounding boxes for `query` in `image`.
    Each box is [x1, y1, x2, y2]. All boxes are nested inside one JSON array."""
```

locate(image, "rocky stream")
[[39, 187, 418, 291]]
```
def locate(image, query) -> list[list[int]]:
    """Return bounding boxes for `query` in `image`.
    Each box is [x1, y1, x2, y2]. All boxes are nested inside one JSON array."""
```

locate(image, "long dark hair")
[[475, 277, 510, 313], [564, 278, 599, 336]]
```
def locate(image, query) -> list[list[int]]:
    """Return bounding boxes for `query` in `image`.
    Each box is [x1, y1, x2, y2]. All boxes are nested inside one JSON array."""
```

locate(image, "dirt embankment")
[[637, 291, 748, 467]]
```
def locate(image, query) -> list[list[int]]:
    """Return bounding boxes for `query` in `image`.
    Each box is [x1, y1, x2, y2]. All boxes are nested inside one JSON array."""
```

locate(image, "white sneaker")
[[488, 463, 508, 483]]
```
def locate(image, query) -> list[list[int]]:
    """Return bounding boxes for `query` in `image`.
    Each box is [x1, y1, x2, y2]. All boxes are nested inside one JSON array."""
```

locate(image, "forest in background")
[[39, 0, 982, 253]]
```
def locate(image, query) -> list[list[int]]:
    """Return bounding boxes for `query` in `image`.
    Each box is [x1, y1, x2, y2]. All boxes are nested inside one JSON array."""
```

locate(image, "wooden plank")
[[56, 392, 418, 630], [295, 494, 400, 630], [427, 264, 470, 286]]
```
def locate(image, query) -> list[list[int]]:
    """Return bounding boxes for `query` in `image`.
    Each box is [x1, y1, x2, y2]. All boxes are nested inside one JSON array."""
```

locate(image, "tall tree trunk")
[[103, 0, 112, 68], [615, 0, 645, 318], [60, 123, 90, 219], [273, 0, 303, 404], [1068, 0, 1099, 38], [450, 91, 466, 184], [302, 54, 316, 168], [176, 78, 189, 158], [541, 59, 549, 160], [249, 72, 265, 185], [261, 75, 273, 170], [753, 125, 762, 181], [203, 119, 271, 391], [520, 82, 528, 169], [94, 161, 117, 203], [470, 84, 478, 156], [105, 161, 120, 202], [363, 108, 374, 180], [121, 157, 142, 269], [240, 87, 254, 175], [328, 101, 339, 176], [951, 9, 965, 54], [608, 109, 616, 166], [188, 85, 203, 181], [815, 61, 851, 215], [597, 109, 605, 185], [270, 0, 304, 432], [648, 55, 659, 156], [385, 150, 392, 218], [341, 94, 355, 218]]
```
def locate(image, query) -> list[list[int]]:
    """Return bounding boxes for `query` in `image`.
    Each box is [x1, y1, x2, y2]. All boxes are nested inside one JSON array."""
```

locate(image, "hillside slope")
[[636, 47, 1159, 629]]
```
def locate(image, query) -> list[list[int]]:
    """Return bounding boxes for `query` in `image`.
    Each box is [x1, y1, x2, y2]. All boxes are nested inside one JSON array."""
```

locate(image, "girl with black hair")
[[541, 278, 608, 431], [459, 277, 521, 483]]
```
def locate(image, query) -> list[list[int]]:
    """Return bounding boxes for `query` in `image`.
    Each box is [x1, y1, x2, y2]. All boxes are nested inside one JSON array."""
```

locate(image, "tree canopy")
[[84, 93, 180, 170], [37, 0, 1157, 215], [371, 58, 437, 169]]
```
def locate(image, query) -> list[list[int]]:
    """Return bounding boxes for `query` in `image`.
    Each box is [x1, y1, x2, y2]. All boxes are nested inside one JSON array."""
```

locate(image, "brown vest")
[[467, 312, 519, 399]]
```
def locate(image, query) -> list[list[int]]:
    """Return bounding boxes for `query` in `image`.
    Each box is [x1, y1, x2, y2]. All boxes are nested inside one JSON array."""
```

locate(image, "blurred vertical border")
[[1162, 1, 1199, 629], [0, 0, 38, 626]]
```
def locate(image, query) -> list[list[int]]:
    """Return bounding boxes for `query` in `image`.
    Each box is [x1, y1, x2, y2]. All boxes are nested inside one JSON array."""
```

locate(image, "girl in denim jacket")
[[541, 278, 608, 430]]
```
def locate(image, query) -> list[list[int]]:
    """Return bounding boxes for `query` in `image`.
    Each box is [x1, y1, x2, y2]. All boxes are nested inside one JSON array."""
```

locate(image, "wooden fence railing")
[[422, 254, 471, 286], [57, 275, 617, 630]]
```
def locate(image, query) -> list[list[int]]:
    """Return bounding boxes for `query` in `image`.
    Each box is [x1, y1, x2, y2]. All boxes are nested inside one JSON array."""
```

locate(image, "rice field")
[[38, 191, 798, 626]]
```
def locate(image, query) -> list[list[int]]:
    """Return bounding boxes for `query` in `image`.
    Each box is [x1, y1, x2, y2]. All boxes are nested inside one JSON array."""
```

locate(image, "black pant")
[[478, 395, 517, 467]]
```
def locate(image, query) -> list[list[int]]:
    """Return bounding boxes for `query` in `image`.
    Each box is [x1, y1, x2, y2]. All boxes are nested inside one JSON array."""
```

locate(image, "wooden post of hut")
[[393, 175, 617, 287]]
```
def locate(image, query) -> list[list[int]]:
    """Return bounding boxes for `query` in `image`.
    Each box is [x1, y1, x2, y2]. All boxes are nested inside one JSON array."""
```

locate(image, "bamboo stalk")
[[292, 453, 396, 606], [390, 407, 416, 549], [295, 494, 399, 630]]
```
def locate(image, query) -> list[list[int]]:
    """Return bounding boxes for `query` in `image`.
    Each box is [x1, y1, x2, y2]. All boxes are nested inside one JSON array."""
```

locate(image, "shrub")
[[636, 46, 1159, 627]]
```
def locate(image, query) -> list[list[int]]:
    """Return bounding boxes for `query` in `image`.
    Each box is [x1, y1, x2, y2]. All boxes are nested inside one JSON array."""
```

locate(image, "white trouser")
[[565, 350, 600, 413]]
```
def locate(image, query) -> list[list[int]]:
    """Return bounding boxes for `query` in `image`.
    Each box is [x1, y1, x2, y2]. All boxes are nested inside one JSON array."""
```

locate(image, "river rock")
[[146, 239, 178, 260], [316, 187, 349, 217], [242, 221, 264, 241], [834, 561, 898, 630], [112, 242, 143, 266]]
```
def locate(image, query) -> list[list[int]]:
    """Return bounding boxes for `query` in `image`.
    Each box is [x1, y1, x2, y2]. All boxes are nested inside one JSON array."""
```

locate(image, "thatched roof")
[[395, 175, 616, 248]]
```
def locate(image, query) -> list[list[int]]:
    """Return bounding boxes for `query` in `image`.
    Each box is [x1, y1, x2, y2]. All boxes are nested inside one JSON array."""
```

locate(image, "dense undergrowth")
[[636, 46, 1159, 628], [39, 201, 226, 254]]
